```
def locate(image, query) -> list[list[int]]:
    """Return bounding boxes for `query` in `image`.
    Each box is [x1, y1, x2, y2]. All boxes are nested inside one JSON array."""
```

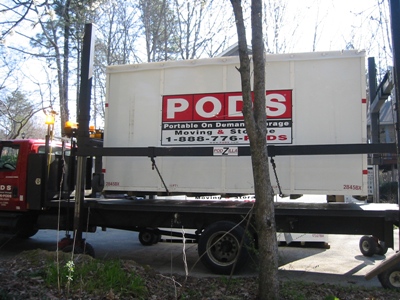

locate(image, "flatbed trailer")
[[46, 197, 399, 275], [86, 199, 399, 248]]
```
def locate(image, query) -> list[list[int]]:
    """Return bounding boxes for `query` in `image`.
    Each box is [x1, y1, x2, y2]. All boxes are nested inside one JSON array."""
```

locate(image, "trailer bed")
[[84, 199, 399, 248]]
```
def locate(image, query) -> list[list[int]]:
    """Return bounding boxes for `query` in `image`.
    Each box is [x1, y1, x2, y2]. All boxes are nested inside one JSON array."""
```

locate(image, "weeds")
[[0, 289, 11, 300], [4, 250, 400, 299], [45, 258, 148, 299], [280, 281, 308, 300]]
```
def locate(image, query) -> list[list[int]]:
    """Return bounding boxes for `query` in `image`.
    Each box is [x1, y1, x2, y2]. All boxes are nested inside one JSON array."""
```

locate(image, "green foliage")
[[0, 90, 38, 139], [280, 281, 308, 300], [0, 289, 12, 300], [139, 0, 180, 62], [379, 181, 398, 203], [324, 296, 340, 300], [219, 276, 240, 286], [5, 249, 400, 300], [45, 258, 148, 299], [279, 281, 341, 300]]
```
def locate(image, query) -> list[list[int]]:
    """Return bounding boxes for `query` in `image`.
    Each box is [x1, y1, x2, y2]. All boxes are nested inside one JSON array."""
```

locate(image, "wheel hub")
[[361, 241, 370, 251], [209, 233, 239, 264], [389, 271, 400, 288]]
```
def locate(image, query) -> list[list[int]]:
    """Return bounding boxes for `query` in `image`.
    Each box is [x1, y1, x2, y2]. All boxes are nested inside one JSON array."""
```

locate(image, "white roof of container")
[[107, 50, 366, 74]]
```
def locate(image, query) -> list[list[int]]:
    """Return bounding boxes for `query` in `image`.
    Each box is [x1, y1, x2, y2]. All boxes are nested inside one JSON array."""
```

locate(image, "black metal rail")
[[76, 143, 397, 157]]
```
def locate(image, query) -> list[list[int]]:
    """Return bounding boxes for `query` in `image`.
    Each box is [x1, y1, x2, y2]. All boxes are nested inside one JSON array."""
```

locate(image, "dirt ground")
[[1, 250, 399, 300]]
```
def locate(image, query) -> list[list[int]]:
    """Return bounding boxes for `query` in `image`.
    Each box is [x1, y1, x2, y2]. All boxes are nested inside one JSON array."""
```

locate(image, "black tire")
[[15, 216, 38, 239], [16, 228, 39, 239], [377, 241, 388, 256], [139, 229, 156, 246], [198, 221, 249, 275], [378, 264, 400, 289], [82, 242, 95, 257], [151, 231, 161, 244], [359, 235, 377, 257]]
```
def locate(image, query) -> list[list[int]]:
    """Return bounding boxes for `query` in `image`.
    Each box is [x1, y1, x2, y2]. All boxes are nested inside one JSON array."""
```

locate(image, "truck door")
[[0, 143, 25, 211]]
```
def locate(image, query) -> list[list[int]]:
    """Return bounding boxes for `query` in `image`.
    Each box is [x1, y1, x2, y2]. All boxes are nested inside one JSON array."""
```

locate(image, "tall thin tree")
[[230, 0, 279, 299]]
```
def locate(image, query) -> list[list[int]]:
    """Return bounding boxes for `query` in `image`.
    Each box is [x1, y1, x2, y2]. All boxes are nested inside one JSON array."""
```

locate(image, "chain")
[[150, 155, 280, 198], [270, 157, 283, 197], [150, 156, 170, 195]]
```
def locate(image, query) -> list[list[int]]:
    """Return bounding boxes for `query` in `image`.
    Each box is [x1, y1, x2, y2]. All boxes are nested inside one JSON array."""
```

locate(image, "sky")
[[0, 0, 393, 130], [247, 0, 389, 59]]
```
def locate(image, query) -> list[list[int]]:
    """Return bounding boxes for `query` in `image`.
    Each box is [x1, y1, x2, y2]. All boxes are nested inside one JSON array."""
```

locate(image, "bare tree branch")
[[0, 0, 34, 40]]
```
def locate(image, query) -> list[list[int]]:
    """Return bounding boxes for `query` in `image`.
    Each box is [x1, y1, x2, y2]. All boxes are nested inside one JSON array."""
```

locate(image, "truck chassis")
[[40, 197, 399, 275]]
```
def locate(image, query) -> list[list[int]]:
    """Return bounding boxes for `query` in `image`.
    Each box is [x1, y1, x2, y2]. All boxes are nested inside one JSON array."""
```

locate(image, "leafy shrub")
[[379, 181, 398, 203]]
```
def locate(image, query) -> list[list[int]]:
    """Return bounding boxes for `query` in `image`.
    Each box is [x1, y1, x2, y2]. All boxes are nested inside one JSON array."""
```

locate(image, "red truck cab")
[[0, 139, 68, 212]]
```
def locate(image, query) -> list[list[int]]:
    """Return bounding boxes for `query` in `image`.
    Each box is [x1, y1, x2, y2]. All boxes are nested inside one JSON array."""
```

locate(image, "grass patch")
[[0, 289, 12, 300], [279, 280, 400, 300], [45, 258, 148, 299], [5, 250, 400, 299], [280, 281, 309, 300]]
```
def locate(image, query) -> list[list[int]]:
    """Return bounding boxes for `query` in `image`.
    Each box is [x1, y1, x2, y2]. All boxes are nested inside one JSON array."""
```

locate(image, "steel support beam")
[[76, 143, 397, 157]]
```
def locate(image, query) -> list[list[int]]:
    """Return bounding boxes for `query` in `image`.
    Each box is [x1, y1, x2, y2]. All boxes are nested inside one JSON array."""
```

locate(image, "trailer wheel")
[[151, 231, 161, 244], [377, 241, 388, 256], [16, 228, 39, 239], [15, 216, 38, 238], [83, 243, 95, 257], [359, 235, 377, 257], [198, 221, 249, 275], [378, 264, 400, 289], [139, 229, 157, 246]]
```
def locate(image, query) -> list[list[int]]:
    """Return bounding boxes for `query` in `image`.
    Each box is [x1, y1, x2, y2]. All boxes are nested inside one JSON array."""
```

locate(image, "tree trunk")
[[61, 0, 71, 133], [230, 0, 279, 299]]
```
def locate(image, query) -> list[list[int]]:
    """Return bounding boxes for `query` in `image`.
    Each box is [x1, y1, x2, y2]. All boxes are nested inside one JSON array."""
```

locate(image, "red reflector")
[[362, 169, 368, 175], [105, 103, 109, 107], [102, 169, 106, 173], [362, 98, 367, 104]]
